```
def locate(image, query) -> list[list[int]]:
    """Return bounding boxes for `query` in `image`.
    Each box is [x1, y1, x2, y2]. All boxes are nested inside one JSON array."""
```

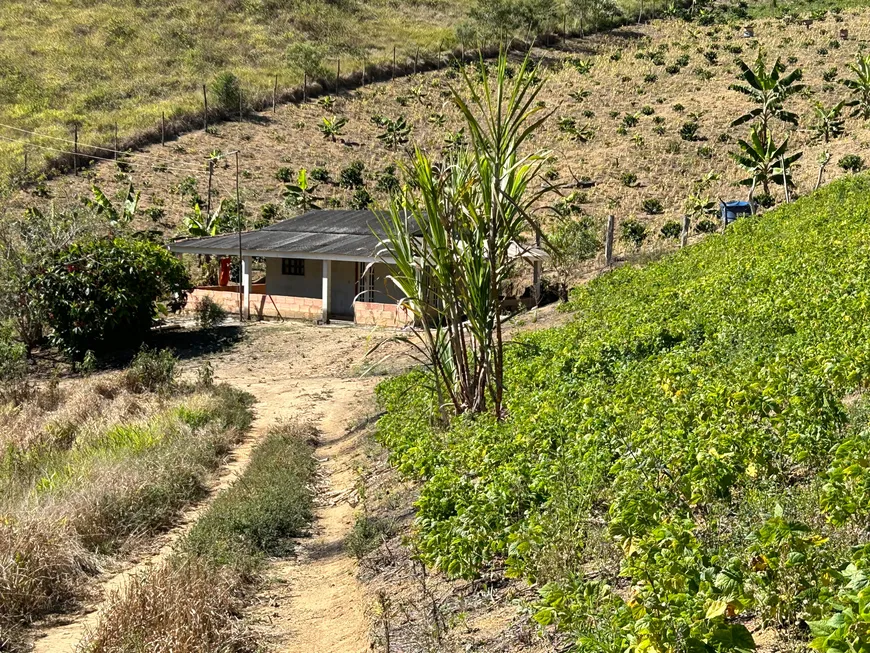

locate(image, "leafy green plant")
[[275, 167, 294, 183], [620, 218, 647, 249], [838, 154, 865, 174], [641, 198, 664, 214], [32, 238, 190, 358], [283, 169, 321, 212], [812, 101, 845, 143], [318, 115, 347, 142], [679, 121, 701, 141], [184, 201, 225, 238], [621, 172, 638, 187], [842, 54, 870, 120], [734, 125, 802, 196], [730, 53, 804, 142], [660, 220, 682, 239], [339, 161, 365, 189], [194, 296, 227, 329], [122, 347, 177, 393], [87, 184, 139, 228], [210, 72, 242, 113], [374, 116, 412, 149]]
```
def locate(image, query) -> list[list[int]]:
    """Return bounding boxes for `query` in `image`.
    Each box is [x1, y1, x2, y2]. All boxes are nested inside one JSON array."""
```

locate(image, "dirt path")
[[30, 321, 389, 652]]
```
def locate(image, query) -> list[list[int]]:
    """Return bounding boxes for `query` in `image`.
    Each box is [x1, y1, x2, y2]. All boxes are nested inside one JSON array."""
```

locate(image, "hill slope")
[[377, 173, 870, 650]]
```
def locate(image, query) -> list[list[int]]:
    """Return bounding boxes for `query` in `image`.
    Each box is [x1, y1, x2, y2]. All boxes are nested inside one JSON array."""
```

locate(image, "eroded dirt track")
[[31, 320, 402, 652]]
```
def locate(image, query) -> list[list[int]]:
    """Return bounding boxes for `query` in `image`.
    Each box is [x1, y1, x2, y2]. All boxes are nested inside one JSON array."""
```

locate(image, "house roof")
[[169, 209, 407, 262], [169, 209, 547, 263]]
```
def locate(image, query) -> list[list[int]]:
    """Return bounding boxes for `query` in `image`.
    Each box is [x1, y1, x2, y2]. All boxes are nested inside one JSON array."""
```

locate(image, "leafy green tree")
[[88, 183, 140, 227], [286, 42, 329, 80], [730, 53, 804, 142], [31, 237, 191, 359], [468, 0, 521, 43], [546, 216, 600, 299], [733, 125, 802, 197], [283, 169, 321, 212], [842, 54, 870, 120], [318, 116, 347, 142], [811, 101, 845, 143]]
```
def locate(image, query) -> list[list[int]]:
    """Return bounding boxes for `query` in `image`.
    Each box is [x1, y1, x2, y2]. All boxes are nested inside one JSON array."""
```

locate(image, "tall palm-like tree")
[[733, 125, 802, 198], [842, 54, 870, 120], [374, 55, 550, 420], [730, 53, 805, 142]]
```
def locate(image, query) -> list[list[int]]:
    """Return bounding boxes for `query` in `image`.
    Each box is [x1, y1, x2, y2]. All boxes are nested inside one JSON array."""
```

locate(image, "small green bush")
[[838, 155, 865, 174], [620, 219, 648, 249], [695, 218, 718, 234], [309, 167, 330, 183], [210, 72, 242, 113], [660, 220, 682, 239], [641, 198, 664, 214], [275, 167, 294, 183], [339, 161, 365, 189], [621, 172, 638, 187], [122, 348, 177, 393], [346, 515, 394, 559], [194, 296, 227, 329], [679, 121, 701, 141]]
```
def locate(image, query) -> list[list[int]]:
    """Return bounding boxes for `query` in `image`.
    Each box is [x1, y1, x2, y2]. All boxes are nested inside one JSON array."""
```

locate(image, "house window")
[[281, 258, 305, 276]]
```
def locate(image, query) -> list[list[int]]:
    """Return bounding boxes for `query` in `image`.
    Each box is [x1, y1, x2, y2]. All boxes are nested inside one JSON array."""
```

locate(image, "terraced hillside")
[[7, 7, 870, 277]]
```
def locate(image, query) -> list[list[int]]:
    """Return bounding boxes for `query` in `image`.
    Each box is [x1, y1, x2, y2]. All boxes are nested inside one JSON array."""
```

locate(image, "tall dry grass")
[[0, 361, 254, 650], [80, 421, 317, 653]]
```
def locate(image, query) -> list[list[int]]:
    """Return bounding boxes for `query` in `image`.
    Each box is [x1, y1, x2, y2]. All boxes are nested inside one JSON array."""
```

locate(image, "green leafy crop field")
[[377, 173, 870, 651]]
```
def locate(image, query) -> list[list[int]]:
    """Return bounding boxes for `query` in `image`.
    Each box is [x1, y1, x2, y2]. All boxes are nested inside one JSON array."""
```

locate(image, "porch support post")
[[321, 259, 331, 323], [241, 255, 252, 321]]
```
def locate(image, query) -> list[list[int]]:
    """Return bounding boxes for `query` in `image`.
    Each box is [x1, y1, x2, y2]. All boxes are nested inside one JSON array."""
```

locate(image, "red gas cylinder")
[[218, 257, 231, 286]]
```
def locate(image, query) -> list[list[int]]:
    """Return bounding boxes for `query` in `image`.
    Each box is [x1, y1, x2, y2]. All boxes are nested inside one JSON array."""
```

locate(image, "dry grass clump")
[[0, 354, 254, 647], [80, 421, 318, 653], [81, 559, 250, 653]]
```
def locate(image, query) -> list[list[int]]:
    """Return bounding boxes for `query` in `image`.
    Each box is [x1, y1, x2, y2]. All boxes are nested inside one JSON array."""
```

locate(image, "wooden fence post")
[[273, 75, 278, 112], [680, 215, 690, 248], [362, 58, 366, 86], [414, 47, 419, 74], [114, 123, 118, 159], [604, 214, 614, 266], [202, 84, 208, 132], [161, 111, 165, 146], [336, 58, 341, 92], [392, 45, 397, 79], [73, 125, 78, 176], [23, 151, 27, 175], [239, 87, 243, 122], [303, 72, 308, 101]]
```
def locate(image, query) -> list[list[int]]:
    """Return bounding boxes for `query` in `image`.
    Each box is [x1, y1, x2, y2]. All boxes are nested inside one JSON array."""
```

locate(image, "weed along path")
[[29, 321, 392, 652]]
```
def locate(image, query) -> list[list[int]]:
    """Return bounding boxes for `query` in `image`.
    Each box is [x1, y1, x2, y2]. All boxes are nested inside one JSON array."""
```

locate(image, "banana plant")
[[730, 53, 805, 142], [88, 183, 139, 227], [811, 101, 845, 143], [318, 115, 347, 142], [842, 54, 870, 120], [184, 200, 225, 237], [376, 116, 412, 150], [733, 125, 802, 197], [283, 168, 321, 212]]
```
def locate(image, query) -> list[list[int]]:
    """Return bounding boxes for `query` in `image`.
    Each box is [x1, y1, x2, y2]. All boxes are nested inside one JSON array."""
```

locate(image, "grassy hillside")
[[376, 173, 870, 651], [7, 7, 870, 278]]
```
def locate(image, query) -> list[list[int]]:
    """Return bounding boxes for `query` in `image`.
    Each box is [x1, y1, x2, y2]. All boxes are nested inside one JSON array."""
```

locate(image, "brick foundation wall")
[[187, 289, 410, 326], [353, 301, 412, 328]]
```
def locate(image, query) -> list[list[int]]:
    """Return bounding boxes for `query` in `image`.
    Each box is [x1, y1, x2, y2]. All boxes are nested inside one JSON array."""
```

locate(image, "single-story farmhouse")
[[170, 209, 546, 327]]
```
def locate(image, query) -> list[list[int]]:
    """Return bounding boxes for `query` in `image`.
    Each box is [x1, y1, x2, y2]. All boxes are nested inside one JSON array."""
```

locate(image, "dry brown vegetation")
[[0, 359, 253, 651], [6, 10, 870, 275]]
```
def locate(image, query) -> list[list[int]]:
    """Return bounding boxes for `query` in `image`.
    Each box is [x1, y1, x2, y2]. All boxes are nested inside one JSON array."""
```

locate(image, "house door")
[[330, 260, 356, 319]]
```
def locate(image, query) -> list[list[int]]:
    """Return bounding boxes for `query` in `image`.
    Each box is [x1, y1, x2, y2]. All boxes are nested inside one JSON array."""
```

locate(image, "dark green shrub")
[[621, 172, 638, 187], [679, 121, 701, 141], [123, 347, 177, 393], [665, 64, 681, 75], [660, 220, 682, 239], [375, 165, 401, 195], [275, 167, 294, 183], [644, 73, 658, 83], [350, 188, 373, 210], [620, 219, 648, 249], [622, 114, 639, 128], [641, 198, 664, 214], [346, 515, 394, 559], [641, 106, 654, 116], [673, 103, 685, 112], [838, 155, 865, 174], [309, 167, 330, 183], [195, 296, 227, 329], [695, 218, 718, 233], [697, 145, 713, 159], [339, 161, 365, 189], [32, 238, 191, 359], [755, 192, 775, 209]]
